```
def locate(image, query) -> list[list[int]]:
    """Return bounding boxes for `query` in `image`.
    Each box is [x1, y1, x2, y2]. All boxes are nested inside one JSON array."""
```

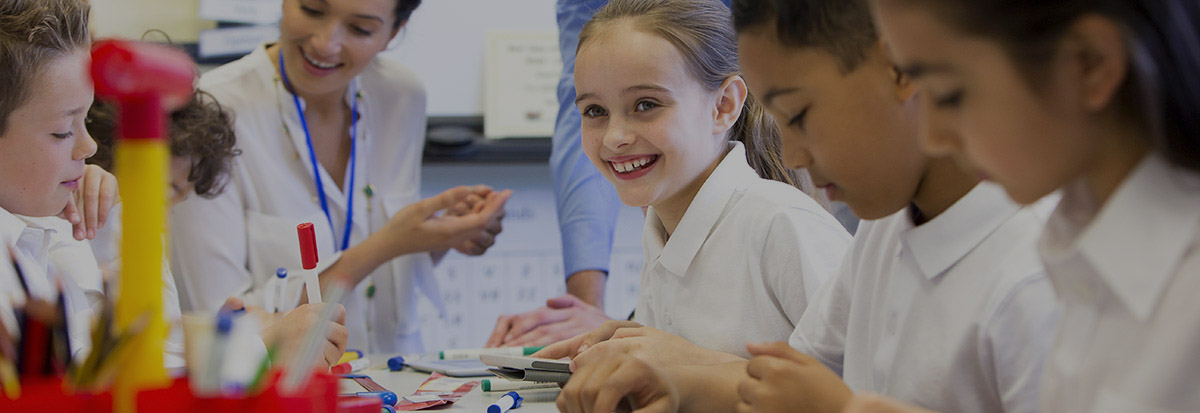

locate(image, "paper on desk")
[[395, 373, 480, 411]]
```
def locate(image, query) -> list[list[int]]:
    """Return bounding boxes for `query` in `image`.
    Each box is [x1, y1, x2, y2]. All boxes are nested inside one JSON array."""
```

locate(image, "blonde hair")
[[0, 0, 90, 135], [578, 0, 818, 197]]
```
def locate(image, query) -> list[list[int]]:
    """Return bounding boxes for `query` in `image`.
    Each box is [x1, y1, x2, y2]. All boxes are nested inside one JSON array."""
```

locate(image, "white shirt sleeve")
[[789, 239, 858, 376], [761, 209, 849, 325], [169, 182, 254, 313], [983, 273, 1060, 413]]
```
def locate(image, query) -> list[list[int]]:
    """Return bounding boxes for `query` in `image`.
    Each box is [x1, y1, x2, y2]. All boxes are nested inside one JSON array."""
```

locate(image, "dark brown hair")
[[897, 0, 1200, 172], [87, 92, 239, 198], [0, 0, 90, 135], [391, 0, 422, 29], [731, 0, 878, 73], [579, 0, 815, 193]]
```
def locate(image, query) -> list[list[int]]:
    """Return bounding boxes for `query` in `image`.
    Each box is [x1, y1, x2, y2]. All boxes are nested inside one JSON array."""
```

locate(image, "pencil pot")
[[0, 377, 114, 412], [137, 371, 338, 412]]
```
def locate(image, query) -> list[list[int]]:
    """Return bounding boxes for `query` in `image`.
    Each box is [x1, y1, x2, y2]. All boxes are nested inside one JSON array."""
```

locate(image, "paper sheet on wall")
[[198, 0, 282, 24], [483, 31, 562, 139]]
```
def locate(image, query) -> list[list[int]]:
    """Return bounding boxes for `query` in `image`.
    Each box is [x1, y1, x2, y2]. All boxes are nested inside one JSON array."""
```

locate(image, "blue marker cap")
[[354, 391, 398, 406], [276, 267, 288, 278], [382, 406, 396, 413], [216, 311, 234, 333], [487, 391, 523, 413], [387, 355, 405, 371]]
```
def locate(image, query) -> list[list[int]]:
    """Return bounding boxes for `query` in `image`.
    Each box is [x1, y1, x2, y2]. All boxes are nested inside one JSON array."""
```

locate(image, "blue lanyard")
[[278, 51, 357, 252]]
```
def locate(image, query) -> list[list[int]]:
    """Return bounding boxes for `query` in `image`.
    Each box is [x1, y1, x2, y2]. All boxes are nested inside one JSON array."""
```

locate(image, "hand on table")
[[486, 294, 611, 348]]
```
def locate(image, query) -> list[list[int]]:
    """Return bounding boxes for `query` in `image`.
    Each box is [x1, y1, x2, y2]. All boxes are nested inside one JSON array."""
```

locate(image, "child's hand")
[[443, 185, 506, 256], [523, 318, 636, 357], [59, 164, 119, 241], [259, 302, 348, 368], [558, 347, 680, 413], [736, 341, 853, 413], [488, 294, 612, 348], [844, 394, 940, 413], [559, 324, 742, 370]]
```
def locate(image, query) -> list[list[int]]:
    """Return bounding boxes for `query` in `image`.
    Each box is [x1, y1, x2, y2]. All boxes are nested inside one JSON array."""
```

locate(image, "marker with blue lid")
[[488, 391, 524, 413]]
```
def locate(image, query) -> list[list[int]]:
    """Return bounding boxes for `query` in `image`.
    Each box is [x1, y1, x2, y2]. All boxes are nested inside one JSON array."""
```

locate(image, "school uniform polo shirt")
[[0, 208, 94, 358], [1039, 155, 1200, 412], [633, 142, 851, 359], [790, 182, 1060, 413]]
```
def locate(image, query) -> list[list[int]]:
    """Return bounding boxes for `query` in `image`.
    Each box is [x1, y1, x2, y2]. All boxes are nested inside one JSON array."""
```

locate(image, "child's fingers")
[[745, 341, 808, 363], [83, 167, 103, 239], [545, 294, 584, 309], [736, 375, 765, 406], [485, 315, 516, 348]]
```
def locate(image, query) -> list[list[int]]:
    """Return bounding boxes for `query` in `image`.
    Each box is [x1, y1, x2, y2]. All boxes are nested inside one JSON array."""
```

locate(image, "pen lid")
[[297, 223, 319, 270]]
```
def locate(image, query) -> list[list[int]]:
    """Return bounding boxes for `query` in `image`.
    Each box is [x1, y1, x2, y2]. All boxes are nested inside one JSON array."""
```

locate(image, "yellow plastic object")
[[113, 140, 169, 412]]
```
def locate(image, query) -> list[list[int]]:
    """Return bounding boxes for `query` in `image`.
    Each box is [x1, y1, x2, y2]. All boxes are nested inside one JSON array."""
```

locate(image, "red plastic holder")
[[0, 377, 114, 412]]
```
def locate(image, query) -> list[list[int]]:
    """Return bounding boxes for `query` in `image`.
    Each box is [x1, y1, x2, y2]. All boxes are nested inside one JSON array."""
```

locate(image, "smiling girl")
[[571, 0, 852, 358]]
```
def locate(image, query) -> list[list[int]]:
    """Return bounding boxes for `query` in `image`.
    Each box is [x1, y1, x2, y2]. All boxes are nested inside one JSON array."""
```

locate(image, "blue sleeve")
[[551, 0, 621, 279]]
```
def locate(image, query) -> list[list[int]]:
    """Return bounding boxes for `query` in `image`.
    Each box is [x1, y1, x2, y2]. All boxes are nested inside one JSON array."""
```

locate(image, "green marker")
[[438, 346, 546, 360]]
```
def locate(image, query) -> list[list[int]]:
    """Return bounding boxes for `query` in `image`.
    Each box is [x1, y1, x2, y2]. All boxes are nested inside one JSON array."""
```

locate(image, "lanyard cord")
[[278, 51, 357, 252]]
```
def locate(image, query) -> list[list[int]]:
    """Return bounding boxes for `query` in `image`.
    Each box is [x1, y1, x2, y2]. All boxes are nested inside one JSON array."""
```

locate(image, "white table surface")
[[352, 358, 562, 412]]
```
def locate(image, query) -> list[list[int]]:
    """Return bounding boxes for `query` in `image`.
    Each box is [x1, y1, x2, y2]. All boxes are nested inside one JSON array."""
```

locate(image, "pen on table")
[[297, 223, 322, 304], [487, 391, 524, 413], [438, 346, 545, 360], [350, 390, 397, 406], [197, 311, 234, 394], [482, 378, 559, 392]]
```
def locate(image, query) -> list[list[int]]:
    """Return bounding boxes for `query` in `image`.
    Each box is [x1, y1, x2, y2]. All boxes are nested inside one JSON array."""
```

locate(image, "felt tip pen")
[[273, 267, 288, 313], [297, 223, 322, 304], [482, 378, 559, 392], [352, 390, 398, 406], [330, 357, 370, 375], [439, 346, 545, 360], [487, 391, 524, 413], [337, 349, 363, 365], [198, 311, 234, 394]]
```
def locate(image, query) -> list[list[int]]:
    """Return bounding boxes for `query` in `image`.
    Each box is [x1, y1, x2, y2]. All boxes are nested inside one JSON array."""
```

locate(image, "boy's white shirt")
[[0, 208, 94, 359], [634, 142, 852, 358], [1039, 154, 1200, 412], [790, 182, 1061, 413]]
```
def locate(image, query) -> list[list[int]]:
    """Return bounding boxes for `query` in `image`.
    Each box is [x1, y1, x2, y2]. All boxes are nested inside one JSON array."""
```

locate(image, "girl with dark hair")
[[869, 0, 1200, 411]]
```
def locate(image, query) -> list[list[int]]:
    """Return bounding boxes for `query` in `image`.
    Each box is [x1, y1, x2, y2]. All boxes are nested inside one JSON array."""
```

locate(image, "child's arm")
[[737, 341, 853, 413], [59, 164, 119, 241]]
